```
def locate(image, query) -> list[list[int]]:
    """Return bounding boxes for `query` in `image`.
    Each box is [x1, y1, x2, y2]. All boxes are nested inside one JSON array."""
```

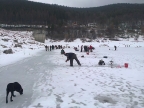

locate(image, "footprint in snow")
[[69, 94, 74, 97], [81, 88, 86, 91]]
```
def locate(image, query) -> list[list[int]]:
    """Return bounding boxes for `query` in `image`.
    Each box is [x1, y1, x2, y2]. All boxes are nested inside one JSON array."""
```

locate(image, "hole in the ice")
[[103, 99, 109, 103], [94, 95, 117, 104]]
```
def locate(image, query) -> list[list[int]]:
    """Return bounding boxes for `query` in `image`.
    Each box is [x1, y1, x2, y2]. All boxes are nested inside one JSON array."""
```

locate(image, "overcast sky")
[[29, 0, 144, 7]]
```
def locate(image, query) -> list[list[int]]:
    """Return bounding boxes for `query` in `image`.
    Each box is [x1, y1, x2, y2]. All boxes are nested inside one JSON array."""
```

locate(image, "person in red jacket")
[[89, 45, 93, 52]]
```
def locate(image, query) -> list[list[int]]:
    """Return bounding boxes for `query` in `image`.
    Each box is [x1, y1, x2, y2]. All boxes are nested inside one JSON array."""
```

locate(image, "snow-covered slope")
[[0, 28, 44, 66]]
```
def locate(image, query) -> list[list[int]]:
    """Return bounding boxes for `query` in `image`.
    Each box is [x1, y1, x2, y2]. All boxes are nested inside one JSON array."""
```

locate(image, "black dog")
[[6, 82, 23, 103]]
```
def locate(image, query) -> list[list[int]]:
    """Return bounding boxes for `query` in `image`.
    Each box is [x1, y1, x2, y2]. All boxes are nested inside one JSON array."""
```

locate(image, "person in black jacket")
[[64, 53, 81, 66], [45, 45, 48, 51], [98, 59, 105, 65], [84, 46, 87, 52], [61, 49, 65, 54], [114, 46, 117, 51], [81, 45, 83, 52]]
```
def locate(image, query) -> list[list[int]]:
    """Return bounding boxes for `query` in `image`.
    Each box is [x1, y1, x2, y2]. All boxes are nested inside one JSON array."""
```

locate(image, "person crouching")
[[98, 59, 105, 65]]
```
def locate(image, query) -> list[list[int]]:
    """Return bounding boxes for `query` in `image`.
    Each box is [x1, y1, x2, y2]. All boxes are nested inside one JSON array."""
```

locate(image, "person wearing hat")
[[64, 53, 81, 66]]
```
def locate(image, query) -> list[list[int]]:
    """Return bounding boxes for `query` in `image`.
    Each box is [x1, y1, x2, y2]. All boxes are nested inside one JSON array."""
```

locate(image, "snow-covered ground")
[[0, 28, 144, 108]]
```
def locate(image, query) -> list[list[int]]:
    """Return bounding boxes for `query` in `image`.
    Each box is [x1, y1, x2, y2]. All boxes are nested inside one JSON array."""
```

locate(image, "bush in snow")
[[3, 49, 13, 54], [14, 44, 22, 48]]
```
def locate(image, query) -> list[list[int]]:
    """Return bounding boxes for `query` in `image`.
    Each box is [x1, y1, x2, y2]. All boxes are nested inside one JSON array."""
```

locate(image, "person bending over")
[[64, 53, 81, 66]]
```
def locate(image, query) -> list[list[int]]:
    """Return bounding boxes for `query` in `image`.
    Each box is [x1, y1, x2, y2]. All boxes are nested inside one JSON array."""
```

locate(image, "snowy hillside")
[[0, 28, 44, 66], [0, 28, 144, 108]]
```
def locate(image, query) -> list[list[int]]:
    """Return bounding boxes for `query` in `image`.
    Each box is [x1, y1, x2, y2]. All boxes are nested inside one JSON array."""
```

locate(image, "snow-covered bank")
[[0, 29, 44, 67]]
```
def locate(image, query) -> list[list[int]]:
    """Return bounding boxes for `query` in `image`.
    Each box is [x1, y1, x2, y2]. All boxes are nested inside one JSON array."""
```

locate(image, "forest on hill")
[[0, 0, 144, 26], [0, 0, 144, 39]]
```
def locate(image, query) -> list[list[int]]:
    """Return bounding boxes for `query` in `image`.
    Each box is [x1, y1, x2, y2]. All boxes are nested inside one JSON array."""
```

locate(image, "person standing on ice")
[[89, 45, 93, 52], [81, 45, 83, 52], [114, 45, 117, 51], [64, 53, 81, 66], [47, 46, 49, 51], [45, 45, 48, 51], [50, 45, 52, 51]]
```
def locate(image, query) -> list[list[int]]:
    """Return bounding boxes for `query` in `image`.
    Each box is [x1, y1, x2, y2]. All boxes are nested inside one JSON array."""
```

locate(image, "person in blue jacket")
[[64, 53, 81, 66]]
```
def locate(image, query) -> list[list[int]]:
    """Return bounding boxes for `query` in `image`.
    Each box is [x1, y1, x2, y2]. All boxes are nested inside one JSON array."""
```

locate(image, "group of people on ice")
[[81, 45, 94, 52], [45, 44, 117, 67], [44, 45, 63, 51], [74, 45, 94, 52]]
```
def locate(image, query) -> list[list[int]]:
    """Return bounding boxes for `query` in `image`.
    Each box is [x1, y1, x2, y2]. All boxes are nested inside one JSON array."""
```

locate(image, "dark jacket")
[[64, 53, 75, 61], [61, 49, 65, 54]]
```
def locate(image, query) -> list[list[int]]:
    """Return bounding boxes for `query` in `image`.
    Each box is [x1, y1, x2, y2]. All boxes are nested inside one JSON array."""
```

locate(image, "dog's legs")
[[12, 92, 16, 97], [10, 91, 14, 102], [12, 85, 16, 97], [6, 91, 9, 103]]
